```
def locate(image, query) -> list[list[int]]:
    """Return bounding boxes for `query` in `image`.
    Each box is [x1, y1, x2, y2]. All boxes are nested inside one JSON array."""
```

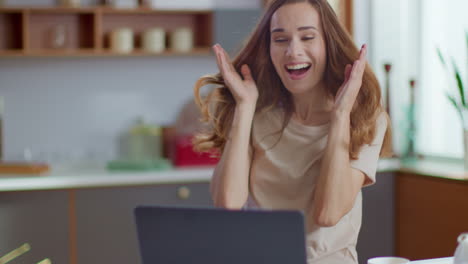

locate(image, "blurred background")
[[0, 0, 467, 264]]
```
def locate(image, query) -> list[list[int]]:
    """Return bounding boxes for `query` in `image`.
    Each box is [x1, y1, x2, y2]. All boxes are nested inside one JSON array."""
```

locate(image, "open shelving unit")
[[0, 6, 213, 57]]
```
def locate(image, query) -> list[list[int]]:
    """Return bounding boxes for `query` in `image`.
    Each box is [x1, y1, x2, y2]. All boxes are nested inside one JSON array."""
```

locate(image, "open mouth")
[[285, 63, 311, 80]]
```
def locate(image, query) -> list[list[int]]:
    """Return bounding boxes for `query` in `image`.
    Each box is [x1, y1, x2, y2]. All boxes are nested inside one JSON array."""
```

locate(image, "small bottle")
[[455, 233, 468, 264]]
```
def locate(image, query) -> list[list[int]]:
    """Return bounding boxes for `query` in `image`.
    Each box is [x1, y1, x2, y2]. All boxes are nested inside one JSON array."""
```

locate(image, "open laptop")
[[134, 206, 307, 264]]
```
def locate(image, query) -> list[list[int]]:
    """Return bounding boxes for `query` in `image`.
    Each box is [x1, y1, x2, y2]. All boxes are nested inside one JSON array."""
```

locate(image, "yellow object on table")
[[0, 243, 31, 264], [0, 162, 50, 175]]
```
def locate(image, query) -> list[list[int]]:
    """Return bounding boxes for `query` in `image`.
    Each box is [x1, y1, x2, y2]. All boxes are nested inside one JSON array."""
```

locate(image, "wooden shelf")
[[100, 7, 212, 15], [0, 6, 213, 57], [0, 47, 211, 57]]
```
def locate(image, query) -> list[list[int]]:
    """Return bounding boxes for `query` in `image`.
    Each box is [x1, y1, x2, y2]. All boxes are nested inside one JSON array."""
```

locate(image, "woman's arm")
[[211, 103, 256, 209], [210, 44, 258, 209], [310, 113, 365, 227], [309, 45, 368, 227]]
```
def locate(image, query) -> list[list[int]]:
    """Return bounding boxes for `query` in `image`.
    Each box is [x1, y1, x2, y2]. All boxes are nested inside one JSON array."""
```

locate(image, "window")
[[369, 0, 468, 158]]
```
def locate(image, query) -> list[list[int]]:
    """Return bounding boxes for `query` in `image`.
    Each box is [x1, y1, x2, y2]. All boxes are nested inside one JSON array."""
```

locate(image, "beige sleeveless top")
[[245, 108, 387, 264]]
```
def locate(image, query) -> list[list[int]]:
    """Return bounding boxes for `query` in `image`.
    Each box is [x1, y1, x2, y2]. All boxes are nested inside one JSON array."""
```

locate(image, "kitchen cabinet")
[[358, 171, 396, 264], [396, 172, 468, 260], [0, 169, 212, 264], [0, 190, 69, 263], [0, 6, 213, 57], [75, 183, 212, 264]]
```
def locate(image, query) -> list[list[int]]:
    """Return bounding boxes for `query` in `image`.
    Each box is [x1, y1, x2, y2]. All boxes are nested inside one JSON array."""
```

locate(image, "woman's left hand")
[[333, 44, 367, 115]]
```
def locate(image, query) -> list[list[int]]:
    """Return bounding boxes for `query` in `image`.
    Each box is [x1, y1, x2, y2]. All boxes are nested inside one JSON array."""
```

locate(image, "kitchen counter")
[[0, 166, 214, 192], [0, 156, 466, 192], [399, 156, 468, 181]]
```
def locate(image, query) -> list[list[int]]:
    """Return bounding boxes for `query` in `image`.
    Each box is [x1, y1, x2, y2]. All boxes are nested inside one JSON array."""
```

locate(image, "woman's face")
[[270, 2, 327, 95]]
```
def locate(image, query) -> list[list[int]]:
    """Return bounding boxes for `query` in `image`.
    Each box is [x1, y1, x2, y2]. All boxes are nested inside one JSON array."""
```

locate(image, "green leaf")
[[451, 59, 466, 107], [446, 93, 462, 118], [436, 47, 447, 68]]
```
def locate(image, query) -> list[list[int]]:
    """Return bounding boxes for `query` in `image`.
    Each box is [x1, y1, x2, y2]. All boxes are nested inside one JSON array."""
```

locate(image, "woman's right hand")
[[213, 44, 259, 106]]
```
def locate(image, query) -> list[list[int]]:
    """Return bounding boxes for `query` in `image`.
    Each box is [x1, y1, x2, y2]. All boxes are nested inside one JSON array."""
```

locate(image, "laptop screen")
[[134, 206, 307, 264]]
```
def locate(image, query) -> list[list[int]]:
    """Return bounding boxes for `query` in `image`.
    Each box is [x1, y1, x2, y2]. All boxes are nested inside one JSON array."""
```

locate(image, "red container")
[[173, 135, 219, 167]]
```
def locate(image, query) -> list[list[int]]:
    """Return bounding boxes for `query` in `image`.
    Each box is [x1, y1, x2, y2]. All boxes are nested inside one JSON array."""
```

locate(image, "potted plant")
[[437, 31, 468, 168]]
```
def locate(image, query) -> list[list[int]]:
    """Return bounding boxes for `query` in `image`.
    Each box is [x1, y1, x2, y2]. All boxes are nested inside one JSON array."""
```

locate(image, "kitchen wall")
[[0, 2, 262, 162], [0, 57, 217, 161]]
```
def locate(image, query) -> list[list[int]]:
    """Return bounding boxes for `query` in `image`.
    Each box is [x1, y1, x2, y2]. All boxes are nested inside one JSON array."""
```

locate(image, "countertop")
[[0, 166, 214, 192], [0, 157, 466, 192]]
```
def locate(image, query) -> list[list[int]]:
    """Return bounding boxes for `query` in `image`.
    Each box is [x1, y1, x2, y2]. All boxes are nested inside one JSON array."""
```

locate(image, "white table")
[[410, 257, 453, 263]]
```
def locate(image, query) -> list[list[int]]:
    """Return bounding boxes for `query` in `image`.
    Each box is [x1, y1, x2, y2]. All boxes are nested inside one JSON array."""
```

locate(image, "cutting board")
[[0, 162, 50, 175]]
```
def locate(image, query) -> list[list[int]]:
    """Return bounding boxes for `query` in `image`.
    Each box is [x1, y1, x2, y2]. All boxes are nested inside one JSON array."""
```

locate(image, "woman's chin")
[[284, 83, 316, 95]]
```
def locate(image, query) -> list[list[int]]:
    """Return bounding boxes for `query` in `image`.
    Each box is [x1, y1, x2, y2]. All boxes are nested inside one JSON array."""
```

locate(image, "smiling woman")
[[193, 0, 392, 263]]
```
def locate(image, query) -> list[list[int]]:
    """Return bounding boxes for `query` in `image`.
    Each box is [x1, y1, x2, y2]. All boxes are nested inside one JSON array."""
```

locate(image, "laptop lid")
[[134, 206, 307, 264]]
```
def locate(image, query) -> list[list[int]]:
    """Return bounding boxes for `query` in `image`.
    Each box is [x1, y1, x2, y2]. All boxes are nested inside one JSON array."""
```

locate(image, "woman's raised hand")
[[334, 44, 368, 115], [213, 44, 259, 106]]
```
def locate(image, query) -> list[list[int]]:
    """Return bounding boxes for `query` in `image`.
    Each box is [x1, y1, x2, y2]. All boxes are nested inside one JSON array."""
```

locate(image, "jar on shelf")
[[170, 27, 194, 53], [110, 28, 134, 53], [142, 27, 166, 54], [57, 0, 81, 7], [105, 0, 138, 9]]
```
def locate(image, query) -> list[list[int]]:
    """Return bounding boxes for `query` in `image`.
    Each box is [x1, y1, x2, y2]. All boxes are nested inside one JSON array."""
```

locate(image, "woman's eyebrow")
[[298, 26, 317, 31], [271, 26, 318, 33]]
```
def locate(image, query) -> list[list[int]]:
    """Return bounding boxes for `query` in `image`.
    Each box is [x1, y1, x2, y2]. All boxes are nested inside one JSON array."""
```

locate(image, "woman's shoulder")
[[375, 111, 388, 130], [369, 111, 389, 145]]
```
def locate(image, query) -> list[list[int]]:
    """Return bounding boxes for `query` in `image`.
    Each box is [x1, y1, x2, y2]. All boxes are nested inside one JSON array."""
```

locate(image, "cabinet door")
[[0, 190, 70, 264], [396, 173, 468, 260], [75, 182, 212, 264], [358, 172, 396, 264]]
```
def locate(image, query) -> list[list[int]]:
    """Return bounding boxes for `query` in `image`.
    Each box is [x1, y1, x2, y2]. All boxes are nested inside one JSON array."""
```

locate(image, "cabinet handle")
[[177, 186, 191, 200]]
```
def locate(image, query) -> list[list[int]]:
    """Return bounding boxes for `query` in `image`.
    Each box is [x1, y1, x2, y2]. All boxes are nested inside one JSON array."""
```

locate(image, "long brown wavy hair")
[[193, 0, 392, 159]]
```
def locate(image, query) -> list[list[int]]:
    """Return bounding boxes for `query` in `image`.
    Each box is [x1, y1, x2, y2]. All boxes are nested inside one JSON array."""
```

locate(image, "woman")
[[194, 0, 392, 263]]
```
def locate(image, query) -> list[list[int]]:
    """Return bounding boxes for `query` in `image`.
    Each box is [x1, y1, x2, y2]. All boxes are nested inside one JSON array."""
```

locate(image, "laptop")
[[134, 206, 307, 264]]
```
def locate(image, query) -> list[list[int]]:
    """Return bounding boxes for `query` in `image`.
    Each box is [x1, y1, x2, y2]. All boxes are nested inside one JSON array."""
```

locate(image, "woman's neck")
[[292, 86, 333, 126]]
